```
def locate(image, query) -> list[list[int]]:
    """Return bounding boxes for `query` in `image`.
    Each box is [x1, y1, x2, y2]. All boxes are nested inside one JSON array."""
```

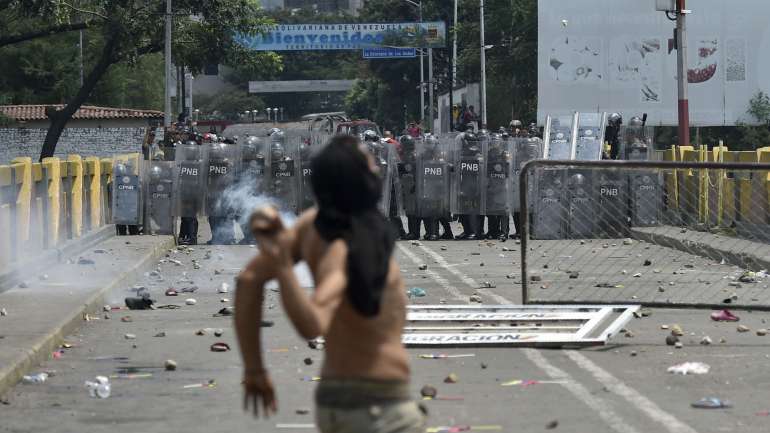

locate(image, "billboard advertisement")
[[538, 0, 770, 126], [236, 22, 446, 51]]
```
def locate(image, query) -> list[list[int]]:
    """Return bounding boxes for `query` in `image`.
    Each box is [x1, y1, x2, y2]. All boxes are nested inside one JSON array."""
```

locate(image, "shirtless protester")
[[235, 134, 426, 433]]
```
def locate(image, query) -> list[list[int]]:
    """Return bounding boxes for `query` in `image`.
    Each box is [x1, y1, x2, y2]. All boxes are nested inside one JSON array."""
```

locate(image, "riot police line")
[[110, 129, 329, 245], [110, 114, 661, 244]]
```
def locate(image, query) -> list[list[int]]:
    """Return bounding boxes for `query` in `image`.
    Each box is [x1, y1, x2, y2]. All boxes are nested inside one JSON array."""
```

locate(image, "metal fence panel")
[[520, 159, 770, 310]]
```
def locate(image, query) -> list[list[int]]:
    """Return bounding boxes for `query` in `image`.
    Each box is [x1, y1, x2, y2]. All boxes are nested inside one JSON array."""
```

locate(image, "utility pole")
[[479, 0, 488, 128], [164, 0, 172, 127], [675, 0, 690, 147], [449, 0, 458, 131], [78, 30, 84, 86], [428, 48, 434, 133], [419, 2, 425, 128]]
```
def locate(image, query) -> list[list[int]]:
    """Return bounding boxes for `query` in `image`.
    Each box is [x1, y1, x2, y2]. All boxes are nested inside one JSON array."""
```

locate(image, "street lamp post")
[[479, 0, 488, 128], [273, 108, 279, 123], [675, 0, 690, 147], [404, 0, 425, 128], [164, 0, 172, 127]]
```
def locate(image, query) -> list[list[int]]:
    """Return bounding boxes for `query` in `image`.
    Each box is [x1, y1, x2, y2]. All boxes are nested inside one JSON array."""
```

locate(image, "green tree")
[[0, 0, 281, 160]]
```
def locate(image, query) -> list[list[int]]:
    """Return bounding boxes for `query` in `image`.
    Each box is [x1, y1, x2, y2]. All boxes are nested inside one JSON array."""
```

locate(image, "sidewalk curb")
[[631, 227, 770, 271], [0, 235, 176, 397]]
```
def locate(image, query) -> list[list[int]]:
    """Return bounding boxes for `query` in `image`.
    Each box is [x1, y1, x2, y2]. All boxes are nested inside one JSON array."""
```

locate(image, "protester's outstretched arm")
[[235, 254, 277, 418], [275, 240, 347, 339]]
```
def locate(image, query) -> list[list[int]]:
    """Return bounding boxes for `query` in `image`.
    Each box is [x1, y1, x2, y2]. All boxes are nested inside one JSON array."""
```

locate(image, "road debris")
[[183, 380, 216, 389], [210, 342, 230, 352], [667, 362, 710, 375], [125, 297, 154, 310], [420, 385, 438, 398], [444, 373, 459, 384], [165, 360, 177, 371], [711, 310, 740, 322], [84, 376, 111, 398], [303, 357, 313, 366], [185, 298, 197, 306], [545, 420, 559, 430], [419, 354, 476, 360], [737, 325, 750, 333], [691, 397, 732, 409], [21, 373, 48, 384], [218, 282, 230, 293], [407, 287, 427, 298], [77, 257, 95, 265]]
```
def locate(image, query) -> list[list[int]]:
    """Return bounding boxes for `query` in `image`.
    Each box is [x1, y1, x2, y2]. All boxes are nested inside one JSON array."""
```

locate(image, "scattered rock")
[[480, 363, 488, 369], [737, 325, 750, 333], [674, 342, 684, 349], [530, 275, 542, 282], [77, 257, 95, 265], [482, 281, 496, 288], [295, 408, 310, 415], [660, 324, 670, 330], [260, 320, 274, 327], [218, 283, 230, 293], [630, 351, 638, 357], [124, 333, 136, 340], [670, 325, 684, 336], [568, 271, 579, 279], [545, 420, 559, 430], [420, 385, 438, 398], [165, 360, 177, 371], [214, 329, 224, 337], [469, 294, 483, 304], [303, 357, 313, 366], [757, 329, 768, 337], [643, 260, 652, 266], [410, 241, 422, 246], [185, 298, 197, 306], [700, 336, 713, 345], [196, 329, 207, 336], [624, 330, 635, 338], [440, 246, 447, 251], [418, 264, 428, 271], [623, 239, 634, 246], [443, 373, 458, 384], [665, 335, 680, 346], [0, 308, 7, 317], [121, 316, 133, 323], [154, 332, 166, 338], [308, 338, 325, 350]]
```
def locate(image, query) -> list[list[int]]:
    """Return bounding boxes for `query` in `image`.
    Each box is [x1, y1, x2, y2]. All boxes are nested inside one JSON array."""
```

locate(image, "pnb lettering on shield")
[[461, 163, 479, 172], [601, 187, 618, 196], [425, 167, 443, 176], [180, 167, 198, 176], [210, 165, 228, 175]]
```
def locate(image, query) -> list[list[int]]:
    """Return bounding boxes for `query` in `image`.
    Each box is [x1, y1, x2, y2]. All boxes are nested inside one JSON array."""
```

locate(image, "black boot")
[[406, 216, 421, 240]]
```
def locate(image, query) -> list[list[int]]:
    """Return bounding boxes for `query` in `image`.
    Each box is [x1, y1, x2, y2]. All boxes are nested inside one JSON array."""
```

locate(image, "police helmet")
[[628, 116, 644, 127], [608, 113, 623, 127], [363, 129, 380, 142]]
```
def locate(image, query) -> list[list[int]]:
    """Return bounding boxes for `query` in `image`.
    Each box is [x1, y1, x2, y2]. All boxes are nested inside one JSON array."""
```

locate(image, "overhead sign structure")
[[537, 0, 770, 126], [363, 47, 417, 59], [235, 22, 446, 51], [248, 80, 357, 94]]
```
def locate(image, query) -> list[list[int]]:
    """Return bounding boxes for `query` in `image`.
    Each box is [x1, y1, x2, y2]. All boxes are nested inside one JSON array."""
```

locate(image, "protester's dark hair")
[[310, 134, 397, 317]]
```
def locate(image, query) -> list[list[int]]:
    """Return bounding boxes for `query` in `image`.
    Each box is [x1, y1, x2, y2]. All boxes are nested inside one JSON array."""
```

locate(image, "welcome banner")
[[235, 22, 446, 51]]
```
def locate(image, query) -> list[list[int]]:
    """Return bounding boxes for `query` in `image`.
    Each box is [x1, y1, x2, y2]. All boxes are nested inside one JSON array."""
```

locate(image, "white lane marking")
[[396, 244, 465, 301], [565, 351, 699, 433], [523, 349, 641, 433], [417, 242, 700, 433], [416, 244, 512, 304]]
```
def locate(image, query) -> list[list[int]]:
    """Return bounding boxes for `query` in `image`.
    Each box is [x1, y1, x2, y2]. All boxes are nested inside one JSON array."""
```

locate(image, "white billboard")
[[537, 0, 770, 126]]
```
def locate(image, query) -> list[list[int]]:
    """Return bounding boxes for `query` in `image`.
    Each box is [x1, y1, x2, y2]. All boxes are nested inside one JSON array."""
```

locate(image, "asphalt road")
[[2, 233, 770, 433]]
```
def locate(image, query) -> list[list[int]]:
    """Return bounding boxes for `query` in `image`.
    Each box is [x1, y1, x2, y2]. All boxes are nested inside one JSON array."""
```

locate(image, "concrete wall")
[[0, 127, 148, 163]]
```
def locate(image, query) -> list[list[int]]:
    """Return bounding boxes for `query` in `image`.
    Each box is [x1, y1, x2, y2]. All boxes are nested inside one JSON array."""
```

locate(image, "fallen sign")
[[403, 305, 639, 348]]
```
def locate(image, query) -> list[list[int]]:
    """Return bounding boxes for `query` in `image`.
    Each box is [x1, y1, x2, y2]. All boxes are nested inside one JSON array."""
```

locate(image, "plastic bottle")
[[85, 376, 111, 398], [22, 373, 48, 384]]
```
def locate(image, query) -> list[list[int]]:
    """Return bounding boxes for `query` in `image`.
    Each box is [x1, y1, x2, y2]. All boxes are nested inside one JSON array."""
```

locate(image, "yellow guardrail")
[[0, 153, 142, 276]]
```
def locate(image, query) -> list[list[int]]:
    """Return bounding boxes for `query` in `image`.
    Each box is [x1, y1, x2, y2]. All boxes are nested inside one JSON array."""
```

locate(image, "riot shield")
[[297, 137, 315, 211], [566, 169, 596, 238], [574, 112, 607, 161], [543, 113, 578, 160], [511, 137, 543, 213], [145, 161, 175, 235], [483, 135, 512, 216], [619, 124, 655, 160], [596, 171, 629, 238], [451, 132, 485, 215], [416, 136, 451, 218], [239, 136, 269, 194], [532, 168, 567, 239], [364, 139, 395, 215], [111, 155, 143, 225], [398, 136, 419, 217], [174, 142, 206, 218], [204, 142, 239, 218], [268, 133, 299, 214]]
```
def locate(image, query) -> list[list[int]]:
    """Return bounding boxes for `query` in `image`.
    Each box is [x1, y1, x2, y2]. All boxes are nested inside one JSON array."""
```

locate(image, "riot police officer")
[[238, 135, 268, 244], [268, 131, 299, 215], [176, 139, 204, 245], [112, 159, 142, 235], [417, 134, 452, 240], [205, 138, 239, 244], [452, 132, 484, 240], [484, 134, 512, 241], [606, 113, 623, 160], [398, 135, 420, 240]]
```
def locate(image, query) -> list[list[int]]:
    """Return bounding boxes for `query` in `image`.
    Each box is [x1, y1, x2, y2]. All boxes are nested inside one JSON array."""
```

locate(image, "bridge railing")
[[0, 153, 140, 278], [519, 148, 770, 310]]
